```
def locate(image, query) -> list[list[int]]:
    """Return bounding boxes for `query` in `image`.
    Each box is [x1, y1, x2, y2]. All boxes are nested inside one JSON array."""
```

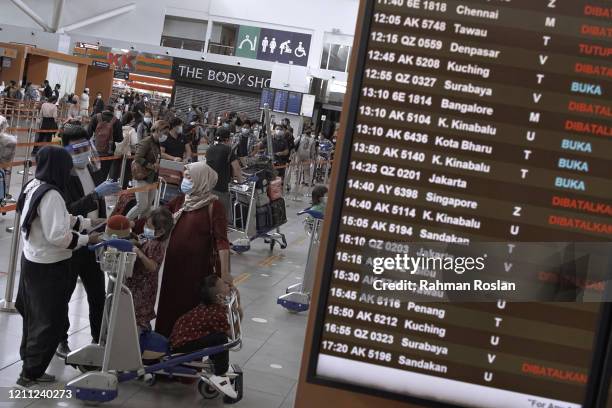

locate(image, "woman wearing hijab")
[[154, 161, 234, 337], [15, 146, 100, 389]]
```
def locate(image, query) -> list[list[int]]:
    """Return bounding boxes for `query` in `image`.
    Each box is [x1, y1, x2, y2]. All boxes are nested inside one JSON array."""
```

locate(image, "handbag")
[[131, 160, 149, 181]]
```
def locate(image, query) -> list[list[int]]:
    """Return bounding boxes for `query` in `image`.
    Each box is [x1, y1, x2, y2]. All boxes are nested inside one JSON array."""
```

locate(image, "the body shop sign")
[[171, 58, 271, 93]]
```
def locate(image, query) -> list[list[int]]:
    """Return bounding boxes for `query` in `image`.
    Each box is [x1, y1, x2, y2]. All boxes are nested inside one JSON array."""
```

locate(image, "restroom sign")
[[234, 25, 311, 67]]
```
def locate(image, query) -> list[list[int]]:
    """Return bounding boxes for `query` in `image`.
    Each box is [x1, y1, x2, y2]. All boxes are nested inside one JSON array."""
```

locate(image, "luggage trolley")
[[66, 239, 244, 404], [228, 169, 287, 253], [277, 208, 323, 312]]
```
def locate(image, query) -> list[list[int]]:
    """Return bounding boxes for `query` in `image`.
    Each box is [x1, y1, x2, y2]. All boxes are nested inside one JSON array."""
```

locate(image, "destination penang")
[[373, 279, 516, 292]]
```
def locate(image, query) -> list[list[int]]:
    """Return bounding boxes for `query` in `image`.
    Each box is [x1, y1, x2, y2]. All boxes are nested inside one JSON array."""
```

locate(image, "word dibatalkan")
[[575, 62, 612, 78], [522, 363, 587, 384], [431, 155, 491, 173], [568, 101, 611, 117], [565, 120, 611, 136], [551, 196, 612, 215], [549, 215, 612, 234]]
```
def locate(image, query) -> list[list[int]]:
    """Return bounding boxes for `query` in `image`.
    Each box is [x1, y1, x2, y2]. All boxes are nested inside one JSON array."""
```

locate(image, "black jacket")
[[92, 98, 105, 115], [65, 165, 107, 218]]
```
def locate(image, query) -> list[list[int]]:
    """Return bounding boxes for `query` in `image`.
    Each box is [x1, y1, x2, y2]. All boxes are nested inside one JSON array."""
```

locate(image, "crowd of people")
[[1, 86, 335, 390]]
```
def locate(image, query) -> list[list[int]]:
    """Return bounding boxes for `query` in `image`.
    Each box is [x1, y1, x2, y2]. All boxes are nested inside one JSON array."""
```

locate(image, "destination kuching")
[[372, 279, 516, 292]]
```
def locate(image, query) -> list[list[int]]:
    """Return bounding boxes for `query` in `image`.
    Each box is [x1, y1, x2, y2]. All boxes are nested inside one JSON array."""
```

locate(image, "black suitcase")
[[255, 204, 272, 233], [270, 198, 287, 227]]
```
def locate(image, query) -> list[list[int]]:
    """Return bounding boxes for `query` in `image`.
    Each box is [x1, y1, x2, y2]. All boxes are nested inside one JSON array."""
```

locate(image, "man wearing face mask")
[[127, 120, 168, 220], [205, 128, 243, 220], [161, 117, 191, 162], [59, 124, 120, 356], [236, 120, 255, 161], [92, 92, 105, 116], [259, 124, 290, 179]]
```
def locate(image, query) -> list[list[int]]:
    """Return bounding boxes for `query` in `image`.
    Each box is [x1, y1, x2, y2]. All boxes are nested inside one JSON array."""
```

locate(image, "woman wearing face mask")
[[154, 161, 236, 337], [137, 110, 153, 142], [15, 146, 101, 389], [127, 120, 168, 220], [161, 117, 191, 162]]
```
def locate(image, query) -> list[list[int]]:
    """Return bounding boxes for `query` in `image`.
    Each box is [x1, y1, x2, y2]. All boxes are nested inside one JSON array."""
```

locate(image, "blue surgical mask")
[[143, 227, 155, 240], [181, 178, 193, 194], [223, 123, 230, 129], [72, 152, 90, 168]]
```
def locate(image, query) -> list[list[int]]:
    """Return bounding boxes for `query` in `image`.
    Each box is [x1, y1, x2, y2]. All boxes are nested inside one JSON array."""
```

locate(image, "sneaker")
[[55, 341, 70, 359], [36, 373, 55, 382], [209, 375, 237, 399], [15, 376, 38, 390]]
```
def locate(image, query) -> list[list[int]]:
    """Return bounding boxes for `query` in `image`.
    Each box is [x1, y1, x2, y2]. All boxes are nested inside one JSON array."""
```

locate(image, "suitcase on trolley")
[[256, 204, 272, 233], [270, 198, 287, 227]]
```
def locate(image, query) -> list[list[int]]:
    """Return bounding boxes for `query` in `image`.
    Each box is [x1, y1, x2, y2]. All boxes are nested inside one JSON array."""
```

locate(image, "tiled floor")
[[0, 166, 314, 407]]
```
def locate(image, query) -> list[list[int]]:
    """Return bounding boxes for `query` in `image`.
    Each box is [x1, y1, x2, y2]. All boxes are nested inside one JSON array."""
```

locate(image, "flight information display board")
[[273, 89, 289, 112], [287, 91, 303, 115], [260, 88, 275, 109], [307, 1, 611, 407]]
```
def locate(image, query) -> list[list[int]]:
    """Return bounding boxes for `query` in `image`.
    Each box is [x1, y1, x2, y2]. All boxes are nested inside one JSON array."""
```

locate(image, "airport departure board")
[[308, 1, 611, 407]]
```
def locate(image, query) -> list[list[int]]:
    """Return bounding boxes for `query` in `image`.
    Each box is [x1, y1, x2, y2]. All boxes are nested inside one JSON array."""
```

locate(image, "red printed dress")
[[126, 238, 166, 329], [169, 303, 230, 350]]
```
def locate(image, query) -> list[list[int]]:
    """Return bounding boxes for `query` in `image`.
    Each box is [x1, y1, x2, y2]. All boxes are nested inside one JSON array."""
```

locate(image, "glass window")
[[208, 22, 239, 56], [320, 43, 331, 70], [320, 43, 351, 72]]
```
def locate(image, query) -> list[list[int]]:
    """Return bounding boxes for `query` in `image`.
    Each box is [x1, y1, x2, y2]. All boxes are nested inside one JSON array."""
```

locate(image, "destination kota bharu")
[[373, 279, 516, 292]]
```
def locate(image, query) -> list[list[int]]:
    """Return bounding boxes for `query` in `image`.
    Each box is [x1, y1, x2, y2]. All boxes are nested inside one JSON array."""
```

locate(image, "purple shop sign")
[[256, 29, 311, 67]]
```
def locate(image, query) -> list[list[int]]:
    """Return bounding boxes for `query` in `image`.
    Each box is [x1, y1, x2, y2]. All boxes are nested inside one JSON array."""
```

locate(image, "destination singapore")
[[372, 279, 516, 292]]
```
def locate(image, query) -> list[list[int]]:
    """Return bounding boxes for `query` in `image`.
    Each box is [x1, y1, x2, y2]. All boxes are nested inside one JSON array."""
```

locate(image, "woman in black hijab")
[[15, 146, 99, 389]]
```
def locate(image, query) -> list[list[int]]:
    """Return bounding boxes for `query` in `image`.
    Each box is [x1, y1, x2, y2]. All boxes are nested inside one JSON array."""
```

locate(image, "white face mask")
[[158, 133, 168, 143], [144, 117, 152, 124], [71, 151, 90, 168], [241, 128, 249, 134], [143, 227, 156, 240]]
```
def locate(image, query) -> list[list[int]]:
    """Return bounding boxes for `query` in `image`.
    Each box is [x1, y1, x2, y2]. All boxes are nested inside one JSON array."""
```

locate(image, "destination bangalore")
[[370, 254, 516, 292]]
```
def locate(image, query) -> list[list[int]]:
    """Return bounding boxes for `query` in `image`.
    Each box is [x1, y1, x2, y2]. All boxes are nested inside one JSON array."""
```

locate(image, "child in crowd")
[[125, 208, 173, 331], [310, 185, 328, 213], [170, 275, 238, 377]]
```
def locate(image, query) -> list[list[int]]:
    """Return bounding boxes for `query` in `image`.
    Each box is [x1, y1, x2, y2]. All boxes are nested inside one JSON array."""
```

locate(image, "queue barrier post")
[[118, 154, 127, 189]]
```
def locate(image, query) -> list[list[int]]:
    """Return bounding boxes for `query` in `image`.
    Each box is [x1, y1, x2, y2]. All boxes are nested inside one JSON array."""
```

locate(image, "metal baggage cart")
[[228, 170, 287, 253], [277, 208, 323, 312]]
